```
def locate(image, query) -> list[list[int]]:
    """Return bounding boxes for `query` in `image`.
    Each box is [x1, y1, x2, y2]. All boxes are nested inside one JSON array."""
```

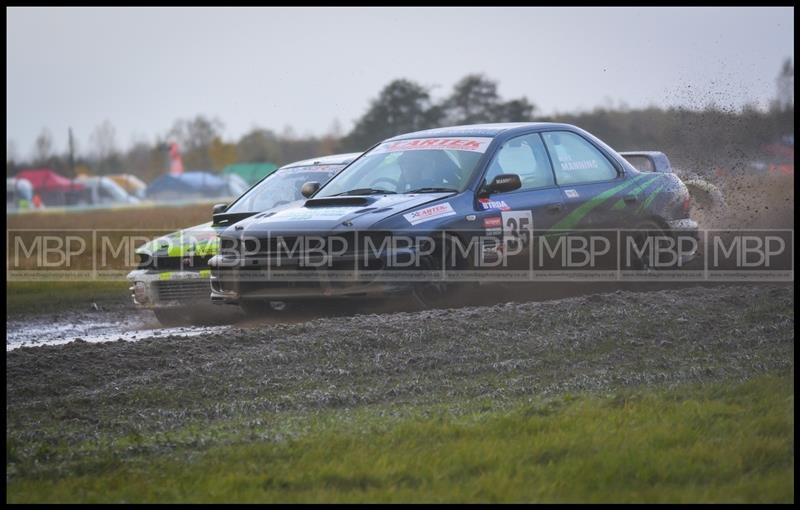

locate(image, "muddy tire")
[[409, 234, 470, 310], [153, 307, 194, 327], [628, 220, 676, 273]]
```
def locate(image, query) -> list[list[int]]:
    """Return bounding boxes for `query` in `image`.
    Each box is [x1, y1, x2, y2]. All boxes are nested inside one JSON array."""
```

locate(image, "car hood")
[[136, 221, 221, 258], [232, 193, 455, 237]]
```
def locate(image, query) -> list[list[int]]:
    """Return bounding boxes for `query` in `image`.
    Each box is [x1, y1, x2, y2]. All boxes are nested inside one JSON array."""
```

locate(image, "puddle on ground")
[[6, 311, 232, 351]]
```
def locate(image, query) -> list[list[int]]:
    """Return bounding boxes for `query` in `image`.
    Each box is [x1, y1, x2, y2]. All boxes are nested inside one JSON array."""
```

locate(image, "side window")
[[485, 133, 554, 191], [542, 131, 618, 185]]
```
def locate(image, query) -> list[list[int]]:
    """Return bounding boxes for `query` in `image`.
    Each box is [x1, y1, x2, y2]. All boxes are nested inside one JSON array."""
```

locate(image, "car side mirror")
[[212, 203, 227, 214], [301, 181, 321, 198], [481, 173, 522, 196]]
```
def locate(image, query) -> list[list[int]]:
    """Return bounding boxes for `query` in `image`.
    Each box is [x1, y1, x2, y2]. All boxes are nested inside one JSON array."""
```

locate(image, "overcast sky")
[[6, 6, 794, 158]]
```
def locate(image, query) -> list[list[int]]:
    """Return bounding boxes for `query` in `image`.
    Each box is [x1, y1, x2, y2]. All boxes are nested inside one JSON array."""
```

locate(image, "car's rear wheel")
[[628, 220, 673, 272], [629, 221, 659, 272]]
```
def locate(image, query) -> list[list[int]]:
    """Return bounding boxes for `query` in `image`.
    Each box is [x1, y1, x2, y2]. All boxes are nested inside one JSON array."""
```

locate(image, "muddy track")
[[7, 284, 794, 464], [4, 281, 772, 350]]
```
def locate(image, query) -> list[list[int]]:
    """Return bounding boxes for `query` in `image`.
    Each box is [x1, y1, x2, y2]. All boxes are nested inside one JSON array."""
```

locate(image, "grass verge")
[[6, 372, 793, 503], [6, 281, 129, 316]]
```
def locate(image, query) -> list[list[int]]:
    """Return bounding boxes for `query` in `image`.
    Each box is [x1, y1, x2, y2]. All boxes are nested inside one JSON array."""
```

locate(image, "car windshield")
[[224, 164, 344, 213], [315, 137, 492, 197]]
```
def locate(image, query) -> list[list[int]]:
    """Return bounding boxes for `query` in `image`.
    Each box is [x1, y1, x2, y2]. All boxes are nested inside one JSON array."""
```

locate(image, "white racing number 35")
[[501, 211, 533, 248]]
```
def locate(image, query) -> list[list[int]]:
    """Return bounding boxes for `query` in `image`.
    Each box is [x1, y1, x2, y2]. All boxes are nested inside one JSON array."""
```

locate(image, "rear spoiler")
[[619, 151, 672, 173]]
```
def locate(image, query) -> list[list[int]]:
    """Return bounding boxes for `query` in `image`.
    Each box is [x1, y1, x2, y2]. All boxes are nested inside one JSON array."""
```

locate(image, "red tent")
[[762, 142, 794, 162], [15, 168, 85, 192]]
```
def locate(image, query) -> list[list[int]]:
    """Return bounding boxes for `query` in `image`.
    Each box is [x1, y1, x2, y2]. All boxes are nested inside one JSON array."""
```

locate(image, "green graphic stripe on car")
[[157, 270, 211, 281], [165, 238, 219, 257], [550, 174, 658, 231], [136, 222, 218, 257], [611, 176, 653, 211], [637, 182, 667, 214], [611, 198, 626, 211]]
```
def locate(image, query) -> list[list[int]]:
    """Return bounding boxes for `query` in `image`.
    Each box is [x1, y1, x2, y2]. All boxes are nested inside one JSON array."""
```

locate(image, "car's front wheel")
[[409, 234, 473, 310], [239, 299, 292, 318], [153, 307, 194, 327]]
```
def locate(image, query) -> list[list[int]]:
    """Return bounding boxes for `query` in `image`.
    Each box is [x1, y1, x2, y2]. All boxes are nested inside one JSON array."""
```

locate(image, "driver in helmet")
[[397, 150, 444, 192]]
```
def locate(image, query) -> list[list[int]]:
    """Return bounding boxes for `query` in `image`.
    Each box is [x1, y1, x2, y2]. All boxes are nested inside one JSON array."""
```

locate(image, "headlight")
[[133, 281, 148, 303]]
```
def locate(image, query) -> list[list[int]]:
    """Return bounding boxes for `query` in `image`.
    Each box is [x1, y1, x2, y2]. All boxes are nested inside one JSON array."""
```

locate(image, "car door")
[[541, 130, 636, 232], [475, 132, 565, 267]]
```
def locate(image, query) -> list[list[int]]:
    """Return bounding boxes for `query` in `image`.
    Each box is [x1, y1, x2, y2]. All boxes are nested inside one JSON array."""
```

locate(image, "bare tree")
[[281, 125, 297, 141], [328, 118, 343, 139], [66, 127, 78, 178], [7, 139, 18, 177], [7, 139, 17, 164], [90, 120, 118, 160], [167, 115, 224, 151], [66, 130, 81, 159], [32, 128, 53, 164], [164, 116, 225, 170]]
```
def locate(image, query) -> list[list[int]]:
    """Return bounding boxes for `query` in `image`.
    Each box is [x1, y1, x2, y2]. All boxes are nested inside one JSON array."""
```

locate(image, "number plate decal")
[[501, 210, 533, 244]]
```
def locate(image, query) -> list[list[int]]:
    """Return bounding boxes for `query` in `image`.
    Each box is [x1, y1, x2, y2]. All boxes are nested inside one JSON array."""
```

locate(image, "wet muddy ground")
[[7, 284, 794, 409], [6, 301, 233, 351], [7, 284, 794, 479], [5, 281, 770, 351]]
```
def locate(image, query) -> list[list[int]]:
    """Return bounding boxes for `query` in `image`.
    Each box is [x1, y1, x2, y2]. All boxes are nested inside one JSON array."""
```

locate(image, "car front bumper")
[[208, 250, 417, 304], [126, 268, 212, 309]]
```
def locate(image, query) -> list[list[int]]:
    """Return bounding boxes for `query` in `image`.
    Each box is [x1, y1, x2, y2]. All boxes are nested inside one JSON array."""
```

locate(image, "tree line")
[[6, 66, 794, 182]]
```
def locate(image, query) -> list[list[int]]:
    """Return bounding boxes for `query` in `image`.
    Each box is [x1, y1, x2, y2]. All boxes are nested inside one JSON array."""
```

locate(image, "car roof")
[[385, 122, 577, 141], [281, 152, 363, 169]]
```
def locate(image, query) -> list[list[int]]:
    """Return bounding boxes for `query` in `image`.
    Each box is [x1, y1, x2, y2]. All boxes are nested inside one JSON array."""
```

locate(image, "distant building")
[[146, 171, 243, 201]]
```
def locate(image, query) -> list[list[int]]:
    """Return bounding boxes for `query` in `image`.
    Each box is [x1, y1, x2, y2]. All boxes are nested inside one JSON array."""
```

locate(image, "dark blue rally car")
[[209, 122, 699, 312]]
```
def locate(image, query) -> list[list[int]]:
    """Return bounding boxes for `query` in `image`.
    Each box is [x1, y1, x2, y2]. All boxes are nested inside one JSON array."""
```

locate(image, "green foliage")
[[340, 79, 443, 151], [443, 73, 535, 125], [340, 74, 537, 151], [236, 128, 283, 164], [6, 374, 793, 503]]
